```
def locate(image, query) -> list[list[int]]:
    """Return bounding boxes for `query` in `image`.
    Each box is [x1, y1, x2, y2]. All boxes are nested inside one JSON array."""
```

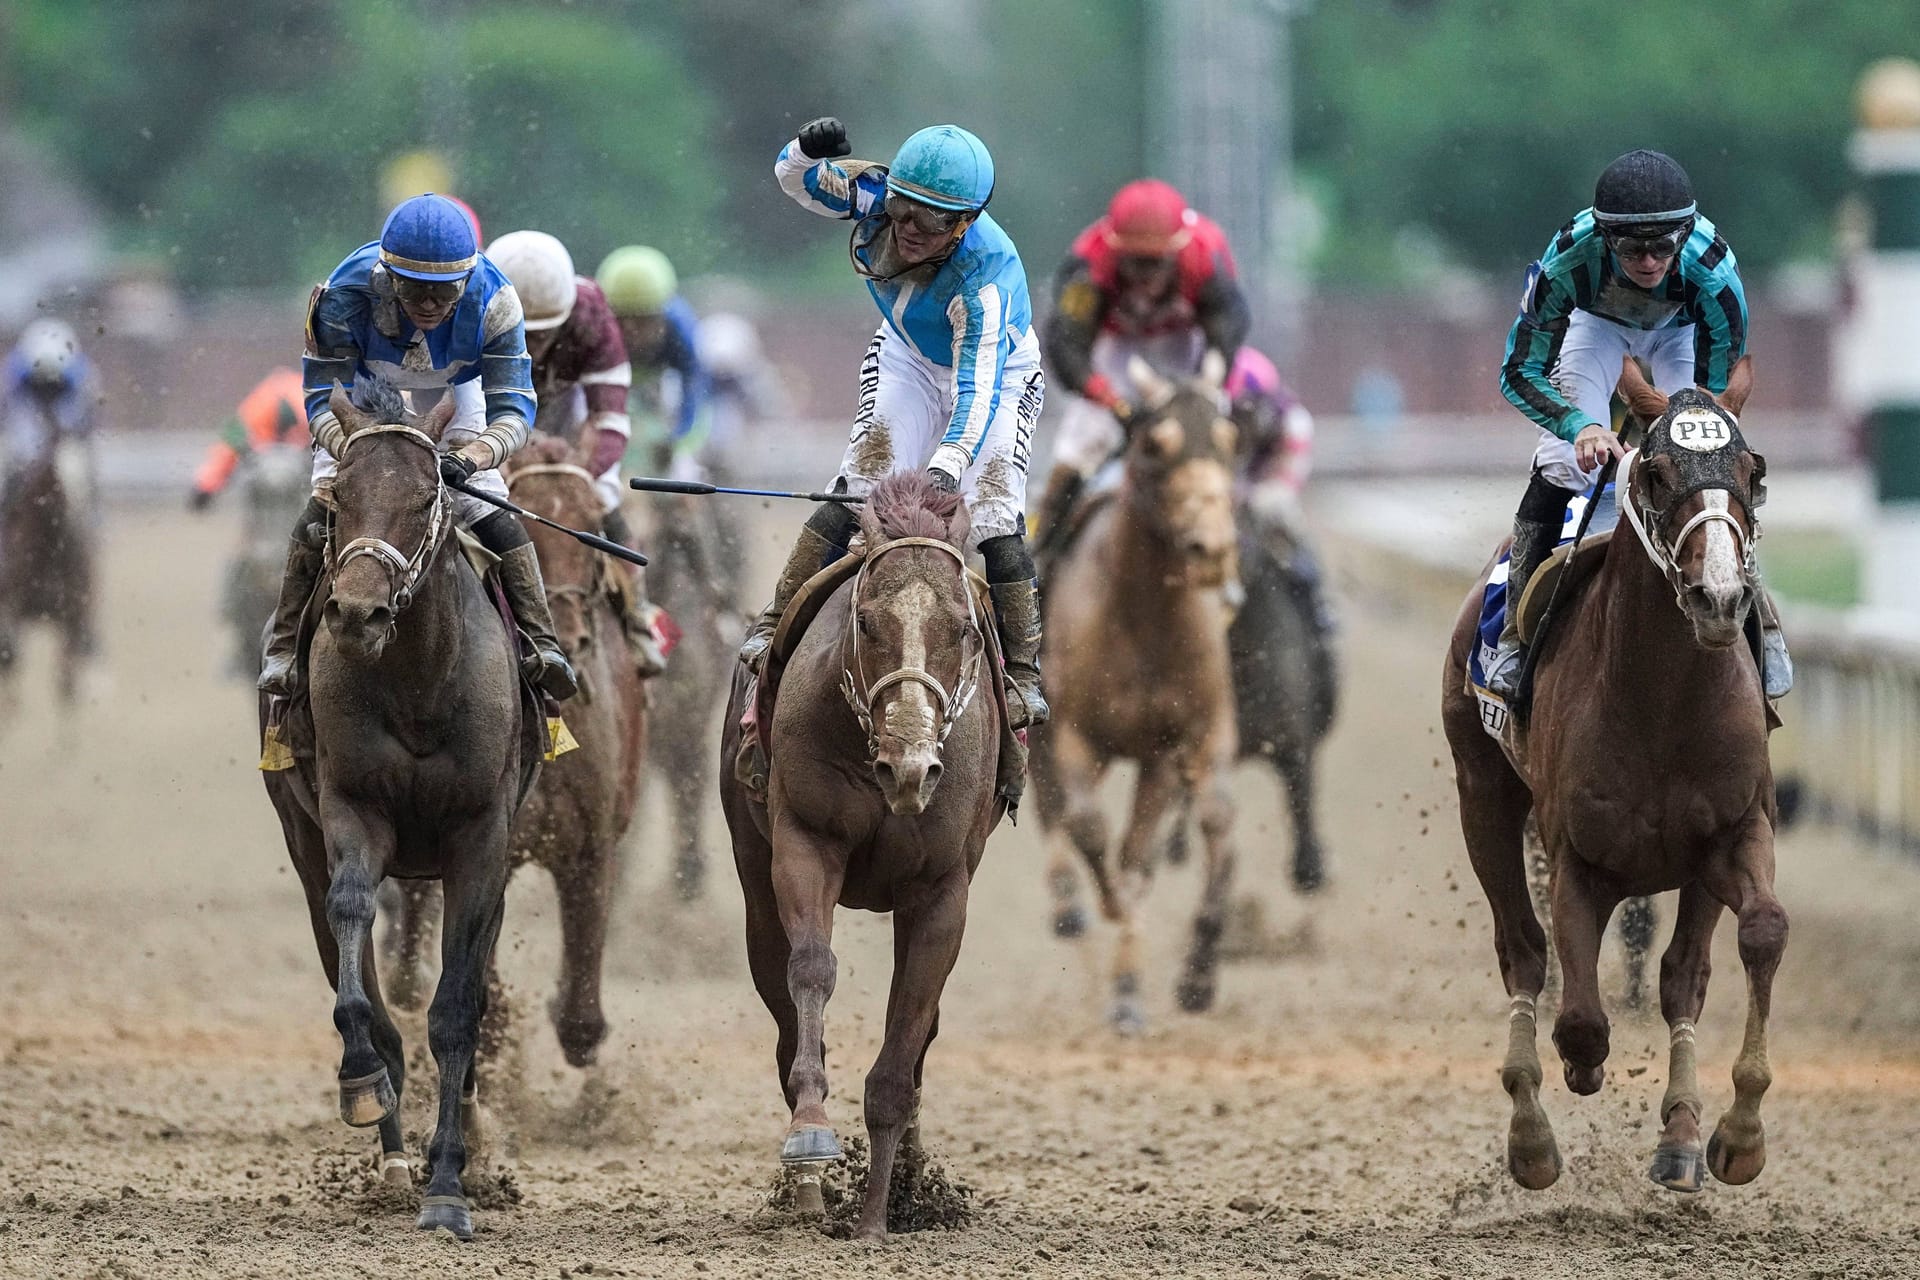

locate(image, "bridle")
[[327, 424, 450, 625], [506, 460, 605, 611], [1618, 443, 1761, 611], [839, 536, 984, 761]]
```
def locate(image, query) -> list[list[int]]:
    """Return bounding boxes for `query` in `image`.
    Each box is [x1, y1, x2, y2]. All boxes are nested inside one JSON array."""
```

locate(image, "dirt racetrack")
[[3, 501, 1918, 1279]]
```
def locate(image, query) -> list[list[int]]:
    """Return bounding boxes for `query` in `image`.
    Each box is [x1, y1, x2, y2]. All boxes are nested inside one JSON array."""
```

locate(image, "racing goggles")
[[389, 272, 470, 307], [1602, 223, 1689, 262], [884, 192, 967, 236]]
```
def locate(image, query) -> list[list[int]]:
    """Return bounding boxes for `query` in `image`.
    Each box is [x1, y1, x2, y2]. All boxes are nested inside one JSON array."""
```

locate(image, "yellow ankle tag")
[[545, 716, 580, 761], [258, 722, 295, 772]]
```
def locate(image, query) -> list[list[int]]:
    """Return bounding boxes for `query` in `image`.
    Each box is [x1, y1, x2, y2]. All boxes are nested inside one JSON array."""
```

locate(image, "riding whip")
[[447, 478, 649, 566], [629, 476, 864, 504]]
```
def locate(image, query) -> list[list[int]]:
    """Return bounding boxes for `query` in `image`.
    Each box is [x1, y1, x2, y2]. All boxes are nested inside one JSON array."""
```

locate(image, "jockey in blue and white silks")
[[259, 193, 576, 701], [739, 116, 1050, 730], [2, 319, 98, 480]]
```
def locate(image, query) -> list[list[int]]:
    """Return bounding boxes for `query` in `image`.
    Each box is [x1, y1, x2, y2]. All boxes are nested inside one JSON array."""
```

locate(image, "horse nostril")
[[873, 761, 897, 792], [922, 760, 943, 791]]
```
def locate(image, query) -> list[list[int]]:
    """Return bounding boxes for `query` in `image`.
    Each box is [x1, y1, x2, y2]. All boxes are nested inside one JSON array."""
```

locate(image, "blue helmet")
[[886, 125, 994, 213], [378, 194, 480, 281]]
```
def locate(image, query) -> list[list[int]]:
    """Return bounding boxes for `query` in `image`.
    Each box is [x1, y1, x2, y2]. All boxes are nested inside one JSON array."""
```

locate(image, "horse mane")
[[353, 373, 413, 427], [516, 433, 575, 466], [859, 471, 965, 547]]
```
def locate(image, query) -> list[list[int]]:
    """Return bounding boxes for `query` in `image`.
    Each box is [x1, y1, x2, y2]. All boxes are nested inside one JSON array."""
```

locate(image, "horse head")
[[844, 472, 983, 816], [1121, 351, 1238, 586], [322, 378, 458, 662], [505, 433, 604, 664], [1622, 388, 1766, 649]]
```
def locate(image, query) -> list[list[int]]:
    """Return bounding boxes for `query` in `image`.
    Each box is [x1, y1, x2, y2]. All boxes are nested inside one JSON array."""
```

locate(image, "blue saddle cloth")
[[1468, 483, 1619, 700]]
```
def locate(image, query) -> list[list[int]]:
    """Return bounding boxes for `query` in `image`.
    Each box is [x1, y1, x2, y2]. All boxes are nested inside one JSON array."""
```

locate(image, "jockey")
[[1486, 149, 1789, 700], [1226, 347, 1334, 642], [187, 367, 309, 509], [750, 115, 1050, 729], [596, 245, 707, 480], [258, 193, 577, 701], [487, 230, 668, 677], [3, 319, 99, 484], [1033, 179, 1250, 551]]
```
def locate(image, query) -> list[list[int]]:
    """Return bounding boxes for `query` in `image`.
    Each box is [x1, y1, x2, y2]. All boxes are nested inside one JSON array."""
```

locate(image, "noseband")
[[328, 424, 450, 623], [1618, 445, 1760, 610], [840, 536, 984, 762]]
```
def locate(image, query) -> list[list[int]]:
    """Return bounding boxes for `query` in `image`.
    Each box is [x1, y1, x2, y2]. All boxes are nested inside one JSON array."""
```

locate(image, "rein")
[[1618, 447, 1760, 610], [507, 461, 609, 607], [328, 423, 450, 623], [839, 536, 984, 762]]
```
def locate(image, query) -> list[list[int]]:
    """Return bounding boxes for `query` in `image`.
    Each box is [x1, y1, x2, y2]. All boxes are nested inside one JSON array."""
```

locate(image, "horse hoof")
[[1649, 1144, 1706, 1193], [1052, 905, 1087, 939], [1707, 1127, 1766, 1185], [1291, 851, 1325, 894], [1175, 971, 1216, 1014], [416, 1195, 472, 1240], [789, 1174, 826, 1217], [1508, 1104, 1561, 1190], [1562, 1061, 1604, 1096], [339, 1067, 398, 1128], [379, 1151, 412, 1189], [781, 1125, 843, 1165], [1507, 1143, 1563, 1191], [1110, 996, 1147, 1037]]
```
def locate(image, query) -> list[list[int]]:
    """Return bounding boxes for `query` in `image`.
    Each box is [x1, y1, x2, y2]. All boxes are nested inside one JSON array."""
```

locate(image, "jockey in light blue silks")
[[742, 116, 1049, 728], [256, 193, 577, 700]]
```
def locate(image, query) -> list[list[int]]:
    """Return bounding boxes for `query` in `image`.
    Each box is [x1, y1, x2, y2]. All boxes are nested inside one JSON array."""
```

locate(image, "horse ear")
[[328, 382, 362, 432], [947, 495, 973, 549], [1200, 347, 1227, 389], [421, 393, 459, 441], [1126, 355, 1172, 406]]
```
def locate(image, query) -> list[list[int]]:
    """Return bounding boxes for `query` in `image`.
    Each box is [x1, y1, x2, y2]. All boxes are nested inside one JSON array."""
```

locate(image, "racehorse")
[[223, 441, 313, 679], [0, 434, 95, 705], [378, 436, 649, 1072], [1035, 354, 1243, 1032], [1441, 389, 1786, 1194], [719, 471, 1006, 1240], [261, 379, 535, 1240]]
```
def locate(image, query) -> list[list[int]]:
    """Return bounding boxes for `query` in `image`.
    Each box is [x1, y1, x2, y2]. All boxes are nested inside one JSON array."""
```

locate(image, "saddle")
[[735, 545, 1028, 818], [1513, 531, 1613, 646]]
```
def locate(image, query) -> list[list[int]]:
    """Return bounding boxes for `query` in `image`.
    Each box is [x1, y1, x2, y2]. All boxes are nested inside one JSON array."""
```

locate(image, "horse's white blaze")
[[884, 579, 938, 742], [1699, 491, 1742, 602]]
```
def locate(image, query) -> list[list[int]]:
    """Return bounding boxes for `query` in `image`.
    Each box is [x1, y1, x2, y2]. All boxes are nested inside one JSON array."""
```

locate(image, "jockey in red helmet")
[[1034, 179, 1250, 553]]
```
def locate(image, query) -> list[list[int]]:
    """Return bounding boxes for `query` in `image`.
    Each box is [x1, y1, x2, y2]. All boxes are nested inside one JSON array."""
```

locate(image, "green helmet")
[[596, 245, 678, 316]]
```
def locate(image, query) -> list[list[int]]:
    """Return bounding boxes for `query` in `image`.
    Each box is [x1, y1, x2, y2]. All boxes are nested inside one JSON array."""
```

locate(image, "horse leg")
[[856, 873, 968, 1241], [1177, 761, 1237, 1014], [323, 809, 399, 1131], [1451, 744, 1558, 1188], [771, 819, 849, 1166], [549, 848, 614, 1069], [1106, 757, 1182, 1032], [1549, 858, 1619, 1097], [1704, 822, 1789, 1186], [1046, 727, 1110, 937], [1620, 895, 1657, 1013], [1648, 882, 1721, 1192], [381, 880, 436, 1012], [1277, 743, 1327, 894]]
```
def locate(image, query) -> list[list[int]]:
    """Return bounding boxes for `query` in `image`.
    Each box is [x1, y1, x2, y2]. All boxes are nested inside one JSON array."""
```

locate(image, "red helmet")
[[1103, 179, 1195, 256]]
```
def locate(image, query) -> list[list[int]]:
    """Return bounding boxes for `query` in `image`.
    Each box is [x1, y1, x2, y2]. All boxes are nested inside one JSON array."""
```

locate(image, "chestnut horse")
[[261, 380, 532, 1240], [1442, 389, 1785, 1194], [1035, 354, 1242, 1032], [720, 472, 1005, 1240]]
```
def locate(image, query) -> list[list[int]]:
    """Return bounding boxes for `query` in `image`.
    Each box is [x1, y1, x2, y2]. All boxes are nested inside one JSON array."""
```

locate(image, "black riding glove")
[[188, 488, 214, 513], [796, 116, 851, 160], [927, 467, 961, 496], [438, 452, 478, 488]]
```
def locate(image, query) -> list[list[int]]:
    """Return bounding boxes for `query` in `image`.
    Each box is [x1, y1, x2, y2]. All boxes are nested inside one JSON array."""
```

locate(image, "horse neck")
[[372, 538, 470, 701], [1590, 524, 1720, 702], [1110, 478, 1212, 621]]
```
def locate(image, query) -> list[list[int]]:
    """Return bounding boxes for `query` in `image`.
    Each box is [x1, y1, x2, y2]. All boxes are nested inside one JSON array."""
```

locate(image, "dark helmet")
[[1593, 150, 1696, 238]]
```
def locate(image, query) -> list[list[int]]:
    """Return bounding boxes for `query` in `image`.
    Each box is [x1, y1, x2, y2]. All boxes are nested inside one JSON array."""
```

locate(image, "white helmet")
[[486, 230, 577, 331], [697, 312, 762, 377], [16, 319, 79, 384]]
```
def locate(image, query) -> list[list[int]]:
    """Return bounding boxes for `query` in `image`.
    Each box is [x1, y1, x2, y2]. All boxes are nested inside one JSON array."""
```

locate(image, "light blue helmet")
[[886, 125, 995, 213], [378, 193, 480, 281]]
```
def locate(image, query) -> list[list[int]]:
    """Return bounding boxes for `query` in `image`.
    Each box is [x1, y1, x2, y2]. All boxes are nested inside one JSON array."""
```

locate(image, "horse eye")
[[857, 610, 874, 637]]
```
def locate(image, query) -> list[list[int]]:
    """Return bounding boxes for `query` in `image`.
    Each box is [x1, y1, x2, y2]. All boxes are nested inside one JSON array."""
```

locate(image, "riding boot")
[[988, 576, 1050, 730], [1485, 514, 1557, 700], [1757, 589, 1793, 698], [257, 520, 326, 698], [738, 523, 836, 672], [1031, 466, 1085, 560], [601, 507, 667, 678], [497, 543, 579, 701]]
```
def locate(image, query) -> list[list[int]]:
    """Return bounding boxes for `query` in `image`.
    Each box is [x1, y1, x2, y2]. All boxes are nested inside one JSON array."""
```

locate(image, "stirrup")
[[1485, 640, 1526, 700]]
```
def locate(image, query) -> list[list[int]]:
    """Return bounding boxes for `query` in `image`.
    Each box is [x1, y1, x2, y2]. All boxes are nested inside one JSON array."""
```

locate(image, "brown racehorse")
[[261, 380, 533, 1240], [0, 438, 95, 705], [1441, 388, 1785, 1194], [720, 471, 1004, 1241], [380, 436, 649, 1072], [1035, 354, 1242, 1033]]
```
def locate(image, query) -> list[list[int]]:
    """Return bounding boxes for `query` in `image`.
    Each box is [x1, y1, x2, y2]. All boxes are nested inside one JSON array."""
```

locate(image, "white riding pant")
[[1050, 329, 1206, 476], [830, 324, 1044, 548], [1533, 310, 1696, 490], [309, 379, 507, 525]]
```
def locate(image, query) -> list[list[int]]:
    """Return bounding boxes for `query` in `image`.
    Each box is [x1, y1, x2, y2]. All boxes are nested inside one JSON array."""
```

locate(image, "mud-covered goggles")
[[884, 192, 968, 236], [389, 273, 471, 307], [1602, 223, 1689, 262]]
